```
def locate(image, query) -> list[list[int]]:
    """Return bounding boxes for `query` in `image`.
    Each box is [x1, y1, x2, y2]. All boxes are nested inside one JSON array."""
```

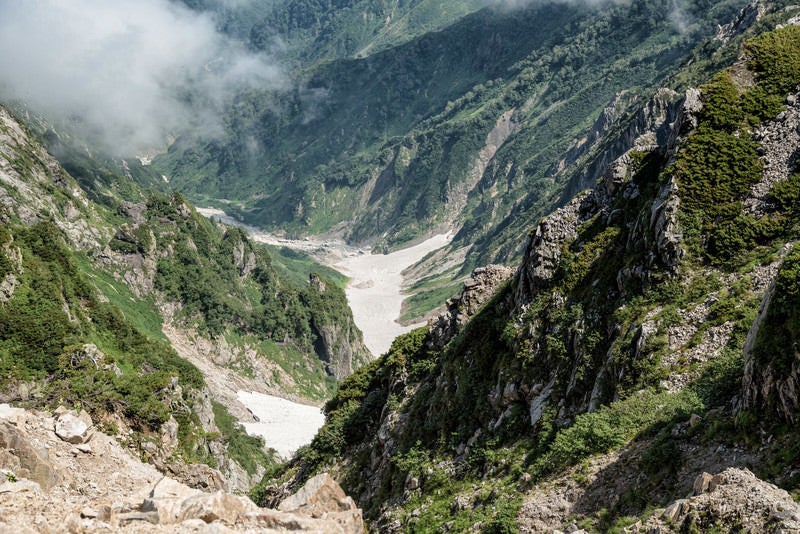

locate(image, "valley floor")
[[196, 207, 453, 357]]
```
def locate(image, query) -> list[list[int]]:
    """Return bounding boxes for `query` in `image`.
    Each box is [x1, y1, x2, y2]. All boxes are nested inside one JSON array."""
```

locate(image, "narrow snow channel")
[[334, 233, 452, 357], [236, 391, 325, 460], [197, 207, 452, 453]]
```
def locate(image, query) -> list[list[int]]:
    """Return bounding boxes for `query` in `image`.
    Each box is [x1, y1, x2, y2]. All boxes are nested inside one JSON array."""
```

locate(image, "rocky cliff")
[[273, 6, 800, 531]]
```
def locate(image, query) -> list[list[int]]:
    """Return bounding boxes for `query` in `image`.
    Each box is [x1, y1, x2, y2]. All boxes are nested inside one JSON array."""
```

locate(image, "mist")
[[0, 0, 284, 155]]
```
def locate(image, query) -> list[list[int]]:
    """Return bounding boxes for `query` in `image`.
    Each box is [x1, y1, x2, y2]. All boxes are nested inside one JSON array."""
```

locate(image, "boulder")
[[0, 421, 62, 490], [0, 404, 27, 426], [243, 508, 351, 533], [141, 476, 202, 524], [54, 410, 93, 444], [279, 473, 365, 533], [175, 490, 260, 524], [279, 473, 356, 516]]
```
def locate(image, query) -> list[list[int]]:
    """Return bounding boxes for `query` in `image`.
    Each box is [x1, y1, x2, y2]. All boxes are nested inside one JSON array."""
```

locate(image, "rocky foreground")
[[0, 404, 364, 533]]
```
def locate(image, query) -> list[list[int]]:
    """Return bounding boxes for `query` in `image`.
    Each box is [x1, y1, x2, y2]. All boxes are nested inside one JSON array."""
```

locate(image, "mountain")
[[261, 4, 800, 531], [152, 0, 751, 316], [0, 102, 369, 492]]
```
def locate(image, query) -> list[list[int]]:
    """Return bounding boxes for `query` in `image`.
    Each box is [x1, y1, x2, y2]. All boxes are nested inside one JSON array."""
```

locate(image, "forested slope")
[[264, 7, 800, 532], [0, 103, 368, 492], [155, 0, 749, 262]]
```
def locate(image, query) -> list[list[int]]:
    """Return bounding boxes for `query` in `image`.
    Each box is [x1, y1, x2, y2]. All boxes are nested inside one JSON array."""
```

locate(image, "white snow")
[[236, 391, 325, 460], [334, 233, 451, 356]]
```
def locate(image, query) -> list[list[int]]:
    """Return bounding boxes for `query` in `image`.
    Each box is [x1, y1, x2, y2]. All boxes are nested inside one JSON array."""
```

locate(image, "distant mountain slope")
[[154, 0, 749, 261], [0, 103, 368, 491], [262, 6, 800, 531]]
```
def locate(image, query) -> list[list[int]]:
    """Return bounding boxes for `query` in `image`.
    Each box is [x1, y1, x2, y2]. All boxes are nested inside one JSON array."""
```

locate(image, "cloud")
[[0, 0, 284, 154]]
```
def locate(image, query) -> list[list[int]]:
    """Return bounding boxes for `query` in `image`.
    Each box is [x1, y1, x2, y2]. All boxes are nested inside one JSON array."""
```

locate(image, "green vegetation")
[[751, 247, 800, 386], [212, 401, 278, 476], [139, 191, 368, 399], [266, 17, 800, 529], [154, 0, 749, 269], [0, 220, 202, 431], [262, 245, 348, 289], [674, 23, 800, 265], [399, 282, 461, 324]]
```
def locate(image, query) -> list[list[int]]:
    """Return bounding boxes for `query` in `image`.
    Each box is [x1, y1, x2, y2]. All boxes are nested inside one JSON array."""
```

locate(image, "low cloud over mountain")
[[0, 0, 283, 154]]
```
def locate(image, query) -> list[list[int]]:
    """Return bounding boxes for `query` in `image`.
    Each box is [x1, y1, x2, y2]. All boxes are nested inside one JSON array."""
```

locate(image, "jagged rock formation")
[[640, 468, 800, 533], [428, 264, 515, 349], [741, 242, 800, 423], [0, 405, 364, 533], [280, 7, 800, 532]]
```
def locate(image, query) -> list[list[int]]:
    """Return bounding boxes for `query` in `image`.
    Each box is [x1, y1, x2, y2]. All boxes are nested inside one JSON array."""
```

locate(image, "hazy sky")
[[0, 0, 283, 154]]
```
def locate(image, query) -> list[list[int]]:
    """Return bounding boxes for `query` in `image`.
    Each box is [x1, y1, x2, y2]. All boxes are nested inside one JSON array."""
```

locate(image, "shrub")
[[745, 25, 800, 98], [674, 127, 762, 215]]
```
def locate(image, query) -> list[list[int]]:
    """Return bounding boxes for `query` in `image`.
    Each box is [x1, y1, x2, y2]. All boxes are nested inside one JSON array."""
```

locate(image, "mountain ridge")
[[263, 6, 800, 531]]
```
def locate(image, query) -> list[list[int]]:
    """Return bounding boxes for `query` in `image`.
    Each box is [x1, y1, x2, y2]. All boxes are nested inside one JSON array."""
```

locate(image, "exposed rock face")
[[514, 86, 704, 309], [741, 244, 800, 422], [640, 468, 800, 533], [514, 195, 586, 305], [0, 107, 106, 252], [0, 405, 364, 533], [278, 473, 365, 533], [428, 264, 515, 349], [565, 88, 680, 197], [747, 90, 800, 216], [650, 176, 684, 269], [0, 419, 64, 491], [308, 273, 372, 380]]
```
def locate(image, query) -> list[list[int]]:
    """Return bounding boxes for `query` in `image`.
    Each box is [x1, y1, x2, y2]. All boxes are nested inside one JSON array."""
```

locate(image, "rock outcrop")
[[0, 404, 364, 533], [640, 468, 800, 533], [428, 264, 515, 349]]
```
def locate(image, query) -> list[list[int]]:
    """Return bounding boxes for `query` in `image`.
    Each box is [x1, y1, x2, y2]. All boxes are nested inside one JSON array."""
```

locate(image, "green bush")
[[675, 127, 762, 215], [530, 390, 702, 478], [745, 25, 800, 97], [771, 173, 800, 213], [212, 401, 277, 475], [700, 72, 745, 130]]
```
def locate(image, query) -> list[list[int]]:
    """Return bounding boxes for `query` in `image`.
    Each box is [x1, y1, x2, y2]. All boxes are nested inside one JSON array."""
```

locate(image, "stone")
[[160, 416, 179, 456], [243, 508, 351, 532], [279, 473, 356, 515], [0, 421, 62, 490], [116, 511, 160, 525], [141, 476, 202, 523], [54, 411, 93, 444], [0, 404, 27, 426], [0, 479, 41, 494], [661, 500, 686, 522], [693, 472, 715, 495], [80, 507, 98, 519], [175, 490, 259, 524], [644, 468, 800, 532]]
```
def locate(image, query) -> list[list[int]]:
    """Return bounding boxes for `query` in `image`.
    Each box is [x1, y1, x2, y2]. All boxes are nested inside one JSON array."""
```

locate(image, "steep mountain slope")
[[266, 6, 800, 531], [154, 0, 749, 268], [0, 103, 368, 492]]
